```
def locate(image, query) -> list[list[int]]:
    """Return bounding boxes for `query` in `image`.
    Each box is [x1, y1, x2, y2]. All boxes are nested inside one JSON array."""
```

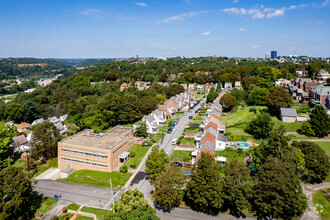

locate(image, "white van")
[[172, 138, 178, 145]]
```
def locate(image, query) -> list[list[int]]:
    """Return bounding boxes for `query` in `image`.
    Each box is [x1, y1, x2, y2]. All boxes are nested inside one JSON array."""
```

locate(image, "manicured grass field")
[[184, 127, 200, 134], [33, 196, 58, 216], [313, 189, 330, 220], [67, 203, 81, 211], [315, 142, 330, 155], [57, 170, 132, 189], [80, 206, 112, 220], [125, 144, 150, 168], [170, 150, 192, 162], [215, 148, 248, 163]]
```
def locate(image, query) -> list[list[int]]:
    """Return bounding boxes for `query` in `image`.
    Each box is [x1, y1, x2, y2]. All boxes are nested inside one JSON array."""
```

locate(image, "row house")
[[309, 85, 330, 105], [120, 83, 131, 91], [234, 81, 242, 89], [224, 82, 232, 89], [318, 69, 330, 81]]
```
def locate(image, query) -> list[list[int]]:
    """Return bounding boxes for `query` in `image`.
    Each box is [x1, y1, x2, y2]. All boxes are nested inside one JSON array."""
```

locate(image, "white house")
[[12, 135, 30, 152], [280, 108, 297, 123], [224, 82, 232, 89], [60, 114, 68, 122], [31, 118, 45, 127], [151, 110, 166, 126], [216, 135, 227, 150], [196, 84, 204, 91], [234, 81, 242, 89], [144, 115, 159, 133]]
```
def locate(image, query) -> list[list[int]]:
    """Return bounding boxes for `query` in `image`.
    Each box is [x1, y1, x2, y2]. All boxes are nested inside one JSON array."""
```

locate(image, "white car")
[[183, 112, 187, 116], [172, 138, 178, 145]]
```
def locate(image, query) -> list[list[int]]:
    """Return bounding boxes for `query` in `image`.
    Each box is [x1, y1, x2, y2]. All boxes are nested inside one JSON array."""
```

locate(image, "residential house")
[[310, 85, 330, 105], [60, 114, 68, 122], [48, 116, 67, 135], [280, 108, 297, 122], [216, 135, 227, 150], [151, 109, 166, 126], [318, 69, 330, 81], [196, 84, 204, 91], [14, 122, 31, 132], [135, 81, 146, 90], [188, 84, 195, 91], [195, 147, 215, 164], [32, 118, 45, 126], [12, 134, 30, 152], [234, 81, 242, 89], [304, 81, 320, 93], [143, 115, 159, 133], [224, 82, 232, 89], [120, 83, 131, 91], [296, 70, 308, 77]]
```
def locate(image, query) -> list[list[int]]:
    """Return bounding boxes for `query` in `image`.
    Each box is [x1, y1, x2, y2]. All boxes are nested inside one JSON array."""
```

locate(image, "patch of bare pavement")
[[300, 182, 330, 220]]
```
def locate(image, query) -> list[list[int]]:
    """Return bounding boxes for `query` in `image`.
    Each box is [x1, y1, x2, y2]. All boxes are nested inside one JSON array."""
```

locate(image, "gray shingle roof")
[[206, 127, 217, 137], [216, 135, 227, 142], [201, 140, 215, 153], [280, 108, 297, 117]]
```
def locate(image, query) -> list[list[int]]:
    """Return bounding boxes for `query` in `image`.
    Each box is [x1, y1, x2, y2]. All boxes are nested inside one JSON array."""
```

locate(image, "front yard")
[[32, 196, 58, 218], [125, 144, 150, 168], [170, 150, 192, 162], [57, 170, 132, 189], [13, 157, 58, 179]]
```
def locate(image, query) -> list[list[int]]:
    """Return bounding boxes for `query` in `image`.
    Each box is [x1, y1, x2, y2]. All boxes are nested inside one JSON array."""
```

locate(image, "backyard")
[[57, 170, 132, 189], [125, 144, 150, 168], [215, 147, 248, 163], [170, 150, 192, 162], [313, 189, 330, 220]]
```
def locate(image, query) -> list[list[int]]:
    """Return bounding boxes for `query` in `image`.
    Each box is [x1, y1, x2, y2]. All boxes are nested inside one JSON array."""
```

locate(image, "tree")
[[0, 166, 35, 220], [267, 87, 292, 114], [207, 89, 219, 103], [135, 121, 148, 137], [3, 102, 26, 123], [220, 94, 237, 111], [252, 157, 307, 220], [308, 105, 330, 138], [145, 145, 169, 179], [301, 121, 315, 136], [155, 94, 166, 104], [111, 189, 159, 220], [293, 141, 330, 183], [229, 88, 246, 103], [0, 122, 17, 169], [245, 112, 274, 139], [166, 84, 185, 98], [184, 152, 223, 215], [247, 87, 269, 105], [31, 122, 61, 160], [222, 160, 254, 218], [65, 123, 79, 136], [153, 165, 185, 211]]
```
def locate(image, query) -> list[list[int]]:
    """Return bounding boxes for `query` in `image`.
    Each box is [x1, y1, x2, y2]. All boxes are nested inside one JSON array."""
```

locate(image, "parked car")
[[189, 116, 193, 119], [167, 127, 172, 134], [172, 138, 178, 145], [183, 112, 187, 116], [195, 110, 198, 113], [184, 163, 193, 168], [173, 120, 178, 125], [175, 162, 183, 168]]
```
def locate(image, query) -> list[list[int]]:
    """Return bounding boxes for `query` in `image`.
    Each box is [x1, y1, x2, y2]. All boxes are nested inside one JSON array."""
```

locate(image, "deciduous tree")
[[184, 152, 223, 215], [308, 105, 330, 138], [145, 145, 169, 179], [267, 87, 292, 114], [252, 157, 307, 220], [220, 94, 237, 111], [0, 121, 17, 169], [247, 87, 269, 105], [31, 122, 61, 160], [245, 112, 274, 139], [153, 165, 185, 210]]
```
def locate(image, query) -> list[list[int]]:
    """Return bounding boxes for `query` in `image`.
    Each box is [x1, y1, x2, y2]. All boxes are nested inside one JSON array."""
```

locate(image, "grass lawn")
[[170, 150, 192, 162], [13, 157, 58, 179], [184, 127, 200, 134], [67, 203, 81, 211], [192, 116, 203, 121], [76, 216, 94, 220], [58, 213, 73, 220], [315, 142, 330, 155], [125, 144, 150, 168], [215, 148, 248, 163], [313, 189, 330, 220], [196, 93, 205, 99], [33, 196, 58, 216], [57, 170, 132, 189], [180, 137, 195, 145], [80, 206, 112, 220], [6, 94, 18, 99]]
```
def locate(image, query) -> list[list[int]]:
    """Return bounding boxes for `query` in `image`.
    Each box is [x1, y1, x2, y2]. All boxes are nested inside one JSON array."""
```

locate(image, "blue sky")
[[0, 0, 329, 58]]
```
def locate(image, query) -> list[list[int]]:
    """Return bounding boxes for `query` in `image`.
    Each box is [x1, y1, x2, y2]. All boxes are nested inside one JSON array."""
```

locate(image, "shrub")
[[183, 156, 191, 162], [148, 141, 153, 146], [150, 137, 156, 143], [120, 165, 128, 173], [130, 164, 136, 169], [177, 136, 184, 145], [130, 151, 136, 157], [50, 216, 58, 220], [62, 206, 67, 213], [249, 107, 257, 113], [231, 106, 238, 113], [301, 121, 315, 136]]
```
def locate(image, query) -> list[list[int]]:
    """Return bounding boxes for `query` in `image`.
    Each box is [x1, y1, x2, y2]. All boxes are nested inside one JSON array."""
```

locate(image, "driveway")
[[34, 179, 117, 208]]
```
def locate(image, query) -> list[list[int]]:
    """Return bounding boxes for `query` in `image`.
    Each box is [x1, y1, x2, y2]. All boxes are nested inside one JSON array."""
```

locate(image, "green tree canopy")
[[292, 141, 330, 183], [153, 165, 185, 211], [247, 87, 269, 105], [245, 112, 274, 139], [267, 87, 292, 114], [220, 94, 237, 112], [222, 160, 254, 218], [252, 157, 307, 220], [31, 122, 61, 160], [0, 122, 17, 169], [207, 88, 219, 103], [184, 152, 223, 215], [229, 88, 246, 103], [0, 166, 36, 220], [308, 105, 330, 138], [145, 145, 169, 179]]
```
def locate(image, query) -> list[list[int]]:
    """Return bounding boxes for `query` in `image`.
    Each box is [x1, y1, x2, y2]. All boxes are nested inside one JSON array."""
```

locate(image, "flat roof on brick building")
[[59, 126, 132, 151]]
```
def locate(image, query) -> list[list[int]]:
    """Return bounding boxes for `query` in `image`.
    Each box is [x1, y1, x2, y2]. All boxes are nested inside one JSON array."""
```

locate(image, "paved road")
[[34, 179, 116, 208]]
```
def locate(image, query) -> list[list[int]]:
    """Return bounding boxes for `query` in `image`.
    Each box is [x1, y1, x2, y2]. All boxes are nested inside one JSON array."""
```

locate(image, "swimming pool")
[[236, 142, 249, 148]]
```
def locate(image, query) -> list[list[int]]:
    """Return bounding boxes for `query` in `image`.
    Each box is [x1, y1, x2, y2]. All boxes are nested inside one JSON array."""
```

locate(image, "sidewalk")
[[34, 167, 60, 180], [42, 200, 71, 220]]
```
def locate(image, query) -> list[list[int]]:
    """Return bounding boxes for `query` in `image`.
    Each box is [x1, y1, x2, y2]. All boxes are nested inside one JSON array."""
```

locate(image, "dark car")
[[189, 116, 193, 119], [173, 120, 178, 125], [195, 110, 198, 113], [175, 162, 183, 167], [167, 127, 172, 134]]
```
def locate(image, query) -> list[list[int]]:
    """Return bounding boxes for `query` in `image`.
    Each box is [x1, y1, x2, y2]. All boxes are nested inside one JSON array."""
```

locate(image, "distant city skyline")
[[0, 0, 329, 58]]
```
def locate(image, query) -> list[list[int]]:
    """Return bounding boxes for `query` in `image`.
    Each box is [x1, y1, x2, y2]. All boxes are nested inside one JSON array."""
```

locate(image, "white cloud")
[[136, 2, 148, 7], [222, 8, 246, 14], [156, 10, 207, 23], [80, 9, 104, 18], [239, 28, 244, 32], [321, 0, 329, 7], [266, 7, 285, 19], [252, 45, 260, 48], [232, 0, 238, 3], [201, 31, 211, 35], [252, 10, 265, 19]]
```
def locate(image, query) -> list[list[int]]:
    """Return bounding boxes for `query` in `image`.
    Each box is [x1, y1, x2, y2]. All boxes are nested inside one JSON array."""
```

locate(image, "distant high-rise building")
[[265, 53, 270, 59], [271, 51, 277, 59]]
